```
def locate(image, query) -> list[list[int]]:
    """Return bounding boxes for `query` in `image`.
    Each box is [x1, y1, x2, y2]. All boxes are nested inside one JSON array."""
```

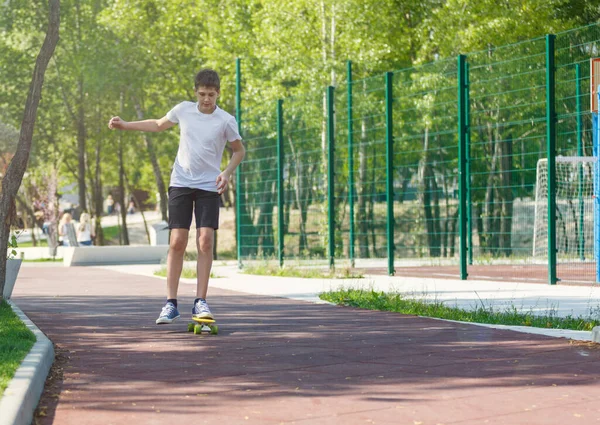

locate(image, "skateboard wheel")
[[194, 324, 203, 335], [187, 323, 194, 332], [210, 325, 218, 335]]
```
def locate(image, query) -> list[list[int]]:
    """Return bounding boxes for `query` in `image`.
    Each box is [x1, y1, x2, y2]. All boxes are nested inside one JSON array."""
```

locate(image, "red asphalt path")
[[10, 266, 600, 425]]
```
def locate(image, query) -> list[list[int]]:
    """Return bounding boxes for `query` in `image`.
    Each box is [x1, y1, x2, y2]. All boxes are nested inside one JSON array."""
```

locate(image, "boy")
[[108, 69, 245, 324]]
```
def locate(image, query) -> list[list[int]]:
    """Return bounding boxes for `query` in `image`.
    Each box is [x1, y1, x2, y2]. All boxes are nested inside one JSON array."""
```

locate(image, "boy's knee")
[[169, 236, 187, 252], [197, 238, 213, 254]]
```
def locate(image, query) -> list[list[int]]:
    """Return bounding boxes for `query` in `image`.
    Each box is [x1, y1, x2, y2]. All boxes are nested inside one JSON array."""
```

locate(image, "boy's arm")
[[108, 115, 176, 132], [216, 140, 246, 195]]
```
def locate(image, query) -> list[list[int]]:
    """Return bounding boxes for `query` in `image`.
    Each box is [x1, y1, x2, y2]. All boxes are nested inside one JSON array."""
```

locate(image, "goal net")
[[532, 156, 597, 261]]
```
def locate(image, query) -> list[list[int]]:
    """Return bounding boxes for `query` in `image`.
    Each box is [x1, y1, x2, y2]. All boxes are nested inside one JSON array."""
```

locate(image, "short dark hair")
[[194, 69, 220, 91]]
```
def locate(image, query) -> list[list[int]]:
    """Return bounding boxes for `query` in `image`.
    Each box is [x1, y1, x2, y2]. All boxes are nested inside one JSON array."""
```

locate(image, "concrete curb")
[[435, 317, 594, 341], [592, 326, 600, 343], [0, 301, 54, 425]]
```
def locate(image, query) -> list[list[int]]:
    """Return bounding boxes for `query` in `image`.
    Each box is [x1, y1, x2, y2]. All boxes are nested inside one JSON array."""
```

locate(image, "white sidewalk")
[[97, 261, 600, 342]]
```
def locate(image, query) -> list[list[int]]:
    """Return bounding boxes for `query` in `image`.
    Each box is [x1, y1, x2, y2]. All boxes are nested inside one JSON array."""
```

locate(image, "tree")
[[0, 0, 60, 300]]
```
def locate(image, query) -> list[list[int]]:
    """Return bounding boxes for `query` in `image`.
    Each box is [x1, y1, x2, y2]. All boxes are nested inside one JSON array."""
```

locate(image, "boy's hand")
[[108, 116, 127, 130], [216, 172, 230, 195]]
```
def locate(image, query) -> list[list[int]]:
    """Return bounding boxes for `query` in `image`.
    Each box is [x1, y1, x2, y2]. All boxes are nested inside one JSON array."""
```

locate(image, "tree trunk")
[[124, 172, 151, 245], [397, 169, 411, 203], [500, 136, 513, 256], [368, 171, 377, 256], [419, 128, 440, 257], [74, 0, 87, 212], [257, 180, 275, 257], [483, 122, 498, 254], [117, 94, 129, 245], [133, 100, 168, 222], [0, 0, 59, 299], [92, 106, 105, 245], [283, 177, 290, 235], [117, 142, 129, 245], [357, 118, 369, 258], [449, 208, 459, 257], [288, 136, 309, 255], [476, 202, 484, 252], [77, 78, 87, 211]]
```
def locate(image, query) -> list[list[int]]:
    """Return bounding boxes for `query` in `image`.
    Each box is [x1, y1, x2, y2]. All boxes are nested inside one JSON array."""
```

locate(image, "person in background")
[[76, 212, 94, 246], [58, 212, 73, 246], [106, 194, 114, 215]]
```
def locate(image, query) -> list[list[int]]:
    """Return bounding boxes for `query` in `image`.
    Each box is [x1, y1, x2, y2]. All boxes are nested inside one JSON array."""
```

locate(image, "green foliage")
[[320, 288, 600, 331], [0, 300, 36, 396], [1, 0, 598, 263], [417, 0, 577, 61], [7, 230, 23, 260]]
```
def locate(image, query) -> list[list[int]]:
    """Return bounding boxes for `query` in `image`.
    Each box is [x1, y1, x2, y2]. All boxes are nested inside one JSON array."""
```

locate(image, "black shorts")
[[168, 187, 220, 230]]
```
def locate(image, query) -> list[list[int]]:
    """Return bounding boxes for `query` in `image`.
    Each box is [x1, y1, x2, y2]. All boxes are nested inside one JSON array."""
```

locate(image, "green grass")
[[24, 258, 62, 263], [102, 225, 121, 243], [153, 266, 218, 279], [319, 288, 600, 331], [0, 300, 36, 397], [242, 263, 364, 279], [15, 240, 48, 248]]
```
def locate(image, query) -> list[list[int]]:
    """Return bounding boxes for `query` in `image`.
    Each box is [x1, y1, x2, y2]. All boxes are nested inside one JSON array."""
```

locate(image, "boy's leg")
[[191, 189, 219, 319], [156, 230, 186, 324], [165, 187, 195, 300], [195, 227, 214, 298], [156, 187, 194, 324], [166, 228, 189, 299]]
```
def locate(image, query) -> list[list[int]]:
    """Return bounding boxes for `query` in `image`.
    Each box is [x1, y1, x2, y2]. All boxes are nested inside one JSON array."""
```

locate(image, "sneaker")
[[156, 301, 180, 324], [192, 298, 214, 320]]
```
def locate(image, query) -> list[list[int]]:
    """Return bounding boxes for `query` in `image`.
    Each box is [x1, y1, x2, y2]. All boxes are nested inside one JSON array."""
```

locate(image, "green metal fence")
[[554, 25, 600, 282], [468, 37, 548, 281], [392, 59, 460, 272], [236, 23, 600, 284], [236, 100, 278, 260]]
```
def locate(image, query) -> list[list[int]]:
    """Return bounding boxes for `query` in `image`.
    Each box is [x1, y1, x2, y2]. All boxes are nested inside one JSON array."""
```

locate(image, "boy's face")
[[195, 86, 219, 114]]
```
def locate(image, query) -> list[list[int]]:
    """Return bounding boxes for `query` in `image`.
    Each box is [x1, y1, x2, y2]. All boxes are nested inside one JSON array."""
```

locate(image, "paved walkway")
[[11, 265, 600, 425]]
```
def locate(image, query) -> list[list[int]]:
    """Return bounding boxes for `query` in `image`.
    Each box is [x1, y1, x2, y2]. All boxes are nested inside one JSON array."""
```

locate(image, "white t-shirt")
[[77, 223, 92, 242], [166, 102, 241, 191]]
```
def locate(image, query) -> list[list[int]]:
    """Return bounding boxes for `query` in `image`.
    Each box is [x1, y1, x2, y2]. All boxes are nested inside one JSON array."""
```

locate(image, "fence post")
[[277, 99, 284, 268], [546, 34, 557, 285], [595, 92, 600, 283], [457, 55, 468, 280], [347, 61, 355, 268], [385, 72, 395, 276], [235, 58, 243, 269], [277, 99, 285, 267], [327, 86, 335, 270], [465, 62, 473, 266], [576, 64, 585, 261]]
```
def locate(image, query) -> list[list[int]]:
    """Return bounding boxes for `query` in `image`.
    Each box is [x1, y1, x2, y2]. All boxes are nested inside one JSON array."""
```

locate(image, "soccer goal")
[[532, 156, 597, 263]]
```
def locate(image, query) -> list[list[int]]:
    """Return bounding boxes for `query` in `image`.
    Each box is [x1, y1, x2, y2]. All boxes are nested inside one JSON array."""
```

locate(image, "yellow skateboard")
[[187, 317, 219, 335]]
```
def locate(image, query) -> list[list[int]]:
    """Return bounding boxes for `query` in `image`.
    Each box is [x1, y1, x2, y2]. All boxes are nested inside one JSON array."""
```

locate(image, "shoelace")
[[195, 301, 210, 313], [161, 304, 176, 317]]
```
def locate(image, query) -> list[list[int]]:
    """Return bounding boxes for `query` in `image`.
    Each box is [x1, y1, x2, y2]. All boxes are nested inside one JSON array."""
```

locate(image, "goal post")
[[593, 68, 600, 282], [591, 93, 600, 282], [532, 156, 597, 267], [533, 60, 600, 283]]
